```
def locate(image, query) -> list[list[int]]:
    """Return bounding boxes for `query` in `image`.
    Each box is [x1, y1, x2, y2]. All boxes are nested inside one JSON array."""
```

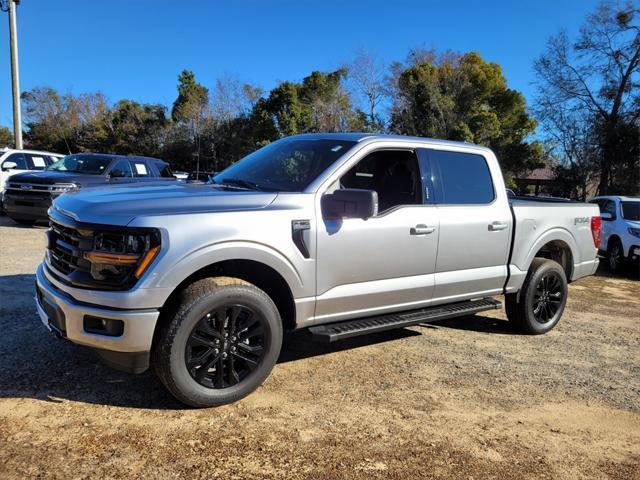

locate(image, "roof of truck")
[[289, 132, 490, 151], [66, 152, 169, 165]]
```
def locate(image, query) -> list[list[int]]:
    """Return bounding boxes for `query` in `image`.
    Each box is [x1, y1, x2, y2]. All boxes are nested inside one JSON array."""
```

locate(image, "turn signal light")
[[134, 246, 160, 278]]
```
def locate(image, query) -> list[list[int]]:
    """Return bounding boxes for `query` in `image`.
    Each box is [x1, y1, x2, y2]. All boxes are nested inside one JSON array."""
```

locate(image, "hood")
[[8, 170, 109, 186], [52, 182, 278, 225]]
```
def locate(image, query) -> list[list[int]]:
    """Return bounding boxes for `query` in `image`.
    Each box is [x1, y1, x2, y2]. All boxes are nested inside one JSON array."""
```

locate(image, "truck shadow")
[[0, 273, 514, 410], [593, 260, 640, 280]]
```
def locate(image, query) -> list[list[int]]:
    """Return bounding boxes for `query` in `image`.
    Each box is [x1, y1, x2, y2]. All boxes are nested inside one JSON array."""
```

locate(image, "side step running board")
[[308, 298, 502, 342]]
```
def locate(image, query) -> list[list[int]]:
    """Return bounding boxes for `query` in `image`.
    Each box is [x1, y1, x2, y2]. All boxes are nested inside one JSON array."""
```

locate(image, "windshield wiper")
[[219, 178, 276, 191]]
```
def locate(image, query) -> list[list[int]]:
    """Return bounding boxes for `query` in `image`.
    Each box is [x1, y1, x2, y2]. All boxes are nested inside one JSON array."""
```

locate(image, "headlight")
[[50, 183, 79, 194], [84, 229, 161, 282], [628, 227, 640, 239]]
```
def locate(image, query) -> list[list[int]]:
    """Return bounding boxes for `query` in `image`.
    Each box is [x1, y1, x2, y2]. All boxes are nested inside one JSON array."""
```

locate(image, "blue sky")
[[0, 0, 601, 129]]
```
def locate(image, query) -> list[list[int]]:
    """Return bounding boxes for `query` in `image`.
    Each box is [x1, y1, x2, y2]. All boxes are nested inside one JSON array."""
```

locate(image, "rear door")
[[423, 148, 512, 303]]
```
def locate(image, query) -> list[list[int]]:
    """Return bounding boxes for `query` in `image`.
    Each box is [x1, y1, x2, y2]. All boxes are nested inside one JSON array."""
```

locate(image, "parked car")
[[187, 170, 217, 183], [590, 195, 640, 272], [35, 133, 601, 407], [172, 171, 189, 180], [3, 153, 176, 225], [0, 148, 63, 213]]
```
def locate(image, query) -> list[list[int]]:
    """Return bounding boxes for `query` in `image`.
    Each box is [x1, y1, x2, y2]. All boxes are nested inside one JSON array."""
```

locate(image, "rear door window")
[[130, 160, 151, 177], [25, 154, 49, 170], [157, 163, 174, 178], [428, 149, 495, 205]]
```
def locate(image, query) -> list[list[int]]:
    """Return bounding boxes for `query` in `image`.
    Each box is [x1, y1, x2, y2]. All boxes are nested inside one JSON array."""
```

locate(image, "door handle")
[[410, 224, 436, 235], [488, 221, 508, 231]]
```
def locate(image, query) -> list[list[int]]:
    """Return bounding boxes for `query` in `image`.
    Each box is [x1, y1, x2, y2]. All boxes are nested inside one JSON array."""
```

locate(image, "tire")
[[505, 258, 568, 335], [153, 276, 283, 407], [607, 238, 624, 274]]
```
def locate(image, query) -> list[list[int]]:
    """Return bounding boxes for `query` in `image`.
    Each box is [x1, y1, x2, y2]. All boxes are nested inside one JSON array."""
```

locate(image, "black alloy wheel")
[[186, 304, 267, 389], [505, 258, 568, 335], [153, 276, 282, 408], [531, 272, 564, 324]]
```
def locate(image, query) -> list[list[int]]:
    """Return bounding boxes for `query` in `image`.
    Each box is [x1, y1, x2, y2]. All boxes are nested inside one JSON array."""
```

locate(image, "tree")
[[0, 126, 13, 148], [534, 0, 639, 195], [106, 100, 168, 157], [210, 75, 263, 122], [21, 87, 110, 154], [344, 49, 387, 130], [171, 70, 210, 172], [252, 69, 364, 143], [391, 51, 541, 175]]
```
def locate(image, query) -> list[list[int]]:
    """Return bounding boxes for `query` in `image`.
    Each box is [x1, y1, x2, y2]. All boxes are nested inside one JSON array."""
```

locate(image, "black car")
[[3, 153, 175, 224]]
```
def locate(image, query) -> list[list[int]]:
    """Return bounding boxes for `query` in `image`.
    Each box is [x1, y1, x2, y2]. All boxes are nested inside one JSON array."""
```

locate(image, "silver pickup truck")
[[35, 133, 601, 407]]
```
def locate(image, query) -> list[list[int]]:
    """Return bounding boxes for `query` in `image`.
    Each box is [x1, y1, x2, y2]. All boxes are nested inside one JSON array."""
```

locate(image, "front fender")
[[151, 240, 306, 298]]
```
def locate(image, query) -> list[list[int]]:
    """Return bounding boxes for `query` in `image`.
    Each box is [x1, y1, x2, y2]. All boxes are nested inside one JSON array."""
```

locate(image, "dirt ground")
[[0, 215, 638, 480]]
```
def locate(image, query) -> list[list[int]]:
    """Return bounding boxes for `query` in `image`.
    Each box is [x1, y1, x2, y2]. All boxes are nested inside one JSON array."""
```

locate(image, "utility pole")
[[7, 0, 22, 148]]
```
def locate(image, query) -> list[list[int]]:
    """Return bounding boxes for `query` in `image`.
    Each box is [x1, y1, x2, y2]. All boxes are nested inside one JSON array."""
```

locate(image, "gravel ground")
[[0, 215, 639, 479]]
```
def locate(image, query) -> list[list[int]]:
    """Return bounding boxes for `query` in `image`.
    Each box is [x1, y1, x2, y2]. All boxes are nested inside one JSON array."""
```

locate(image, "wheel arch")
[[606, 234, 622, 250], [532, 239, 574, 280], [521, 228, 578, 281], [152, 242, 305, 345], [158, 258, 297, 332]]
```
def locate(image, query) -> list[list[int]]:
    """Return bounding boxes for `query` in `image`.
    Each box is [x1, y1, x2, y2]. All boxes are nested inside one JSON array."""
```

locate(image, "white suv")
[[0, 148, 64, 212], [590, 196, 640, 273]]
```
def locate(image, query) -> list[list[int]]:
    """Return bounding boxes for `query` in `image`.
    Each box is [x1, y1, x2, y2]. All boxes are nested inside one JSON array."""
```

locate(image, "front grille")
[[47, 220, 94, 278], [6, 182, 54, 195]]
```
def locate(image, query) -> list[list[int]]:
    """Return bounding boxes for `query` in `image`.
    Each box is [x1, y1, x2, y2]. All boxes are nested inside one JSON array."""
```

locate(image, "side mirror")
[[600, 212, 613, 220], [321, 188, 378, 220], [1, 161, 17, 172]]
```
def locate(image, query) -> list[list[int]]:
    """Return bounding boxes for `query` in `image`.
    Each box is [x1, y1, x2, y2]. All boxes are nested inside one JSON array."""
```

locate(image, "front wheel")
[[153, 277, 283, 407], [506, 258, 568, 335]]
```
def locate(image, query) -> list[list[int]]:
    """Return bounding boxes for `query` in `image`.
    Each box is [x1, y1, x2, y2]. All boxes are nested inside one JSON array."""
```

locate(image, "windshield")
[[47, 154, 113, 175], [213, 138, 356, 192], [621, 201, 640, 221]]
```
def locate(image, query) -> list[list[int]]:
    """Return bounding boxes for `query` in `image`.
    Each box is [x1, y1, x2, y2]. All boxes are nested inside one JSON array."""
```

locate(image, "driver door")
[[314, 149, 439, 323]]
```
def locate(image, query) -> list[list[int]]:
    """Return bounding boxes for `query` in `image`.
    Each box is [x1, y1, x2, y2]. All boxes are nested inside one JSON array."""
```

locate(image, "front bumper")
[[3, 192, 52, 221], [35, 262, 160, 373]]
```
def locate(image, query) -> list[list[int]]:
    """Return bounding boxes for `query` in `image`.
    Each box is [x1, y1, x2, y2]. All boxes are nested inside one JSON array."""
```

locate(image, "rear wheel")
[[506, 258, 568, 335], [153, 277, 282, 407], [607, 239, 624, 273]]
